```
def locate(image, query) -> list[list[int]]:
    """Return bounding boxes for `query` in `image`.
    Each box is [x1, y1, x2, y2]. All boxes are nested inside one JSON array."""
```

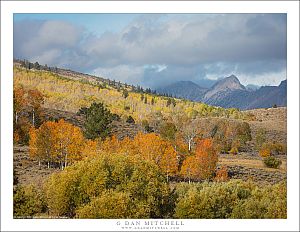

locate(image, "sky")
[[14, 13, 287, 88]]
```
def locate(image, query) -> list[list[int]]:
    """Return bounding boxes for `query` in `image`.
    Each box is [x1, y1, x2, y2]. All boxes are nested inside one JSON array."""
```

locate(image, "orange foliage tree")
[[180, 138, 218, 182], [54, 119, 84, 168], [131, 133, 178, 180], [81, 139, 99, 158], [14, 86, 44, 144], [29, 119, 84, 169], [100, 132, 178, 181], [13, 85, 27, 125], [29, 122, 55, 167]]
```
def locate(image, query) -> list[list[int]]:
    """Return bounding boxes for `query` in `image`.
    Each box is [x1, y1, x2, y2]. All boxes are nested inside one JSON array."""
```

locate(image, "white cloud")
[[237, 69, 287, 86], [143, 64, 167, 72], [91, 65, 144, 86], [32, 49, 62, 66]]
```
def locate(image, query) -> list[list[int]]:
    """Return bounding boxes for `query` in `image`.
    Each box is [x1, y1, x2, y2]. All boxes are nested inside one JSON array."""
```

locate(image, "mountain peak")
[[279, 79, 287, 88], [228, 74, 238, 79], [218, 74, 244, 87], [204, 75, 245, 99], [223, 74, 241, 84]]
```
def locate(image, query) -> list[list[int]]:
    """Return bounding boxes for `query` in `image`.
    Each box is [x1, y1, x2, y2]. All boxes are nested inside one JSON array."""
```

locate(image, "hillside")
[[13, 65, 248, 123], [245, 107, 287, 144]]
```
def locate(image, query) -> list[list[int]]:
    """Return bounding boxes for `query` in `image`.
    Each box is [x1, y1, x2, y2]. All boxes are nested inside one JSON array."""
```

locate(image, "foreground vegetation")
[[14, 151, 287, 219]]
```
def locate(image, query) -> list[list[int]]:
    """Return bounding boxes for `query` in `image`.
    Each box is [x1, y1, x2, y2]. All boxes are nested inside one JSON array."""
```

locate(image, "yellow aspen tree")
[[54, 119, 84, 169], [81, 140, 98, 158], [67, 126, 85, 162], [36, 121, 56, 168], [158, 144, 178, 182], [180, 156, 197, 183], [26, 89, 44, 127], [132, 132, 178, 179]]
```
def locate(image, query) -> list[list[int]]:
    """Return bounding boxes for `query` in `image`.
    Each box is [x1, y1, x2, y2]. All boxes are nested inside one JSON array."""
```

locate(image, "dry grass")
[[14, 146, 60, 187], [218, 156, 287, 173]]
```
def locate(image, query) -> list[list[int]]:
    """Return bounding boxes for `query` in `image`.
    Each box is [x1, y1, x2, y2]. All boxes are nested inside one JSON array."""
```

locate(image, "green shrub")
[[44, 153, 173, 218], [14, 184, 46, 218], [231, 182, 286, 218], [174, 180, 255, 219], [174, 180, 286, 219], [263, 156, 282, 168], [260, 142, 287, 157], [76, 190, 132, 218]]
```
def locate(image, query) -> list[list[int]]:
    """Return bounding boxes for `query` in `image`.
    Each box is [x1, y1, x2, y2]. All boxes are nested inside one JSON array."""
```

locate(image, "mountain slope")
[[156, 75, 287, 110], [157, 81, 207, 101], [204, 80, 287, 110], [246, 80, 287, 109]]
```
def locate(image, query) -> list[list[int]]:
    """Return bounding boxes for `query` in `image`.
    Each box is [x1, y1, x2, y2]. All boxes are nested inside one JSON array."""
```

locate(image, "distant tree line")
[[14, 59, 59, 73]]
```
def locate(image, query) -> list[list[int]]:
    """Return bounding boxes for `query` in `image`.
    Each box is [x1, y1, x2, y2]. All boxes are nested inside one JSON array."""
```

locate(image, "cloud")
[[92, 65, 144, 86], [14, 14, 287, 87], [237, 69, 287, 86], [14, 19, 83, 66], [203, 59, 286, 84]]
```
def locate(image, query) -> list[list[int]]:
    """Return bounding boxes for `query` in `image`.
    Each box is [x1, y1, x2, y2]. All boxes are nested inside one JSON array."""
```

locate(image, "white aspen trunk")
[[38, 160, 41, 167], [60, 142, 64, 170], [47, 161, 50, 169], [46, 151, 50, 169], [166, 164, 169, 182], [188, 138, 192, 151], [15, 112, 18, 125], [65, 153, 68, 168], [32, 109, 35, 127]]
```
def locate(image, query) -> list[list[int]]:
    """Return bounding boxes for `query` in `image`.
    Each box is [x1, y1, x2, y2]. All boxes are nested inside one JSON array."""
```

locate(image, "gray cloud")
[[14, 19, 83, 66], [14, 14, 287, 87]]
